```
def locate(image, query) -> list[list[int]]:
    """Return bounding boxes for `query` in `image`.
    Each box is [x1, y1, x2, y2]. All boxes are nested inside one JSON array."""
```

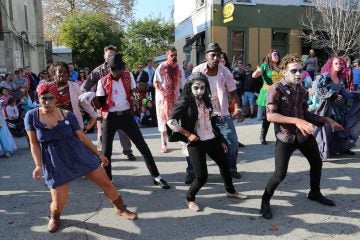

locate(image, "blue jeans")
[[257, 106, 266, 120], [186, 115, 239, 173]]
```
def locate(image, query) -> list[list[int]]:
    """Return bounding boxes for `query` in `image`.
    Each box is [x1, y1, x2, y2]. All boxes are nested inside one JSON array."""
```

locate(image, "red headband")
[[36, 82, 59, 98]]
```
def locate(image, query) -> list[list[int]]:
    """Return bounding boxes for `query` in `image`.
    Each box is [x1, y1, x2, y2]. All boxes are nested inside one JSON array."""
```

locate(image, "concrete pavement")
[[0, 118, 359, 240]]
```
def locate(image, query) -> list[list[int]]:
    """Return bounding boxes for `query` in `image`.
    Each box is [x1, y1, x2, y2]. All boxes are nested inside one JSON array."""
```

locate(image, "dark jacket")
[[168, 95, 226, 144]]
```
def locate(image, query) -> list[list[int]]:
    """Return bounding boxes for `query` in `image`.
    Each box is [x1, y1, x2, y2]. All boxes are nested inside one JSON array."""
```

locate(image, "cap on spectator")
[[353, 58, 359, 63], [205, 43, 222, 53]]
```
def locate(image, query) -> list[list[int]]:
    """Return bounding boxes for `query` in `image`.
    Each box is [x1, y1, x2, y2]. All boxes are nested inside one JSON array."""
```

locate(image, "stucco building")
[[0, 0, 45, 75], [174, 0, 316, 68]]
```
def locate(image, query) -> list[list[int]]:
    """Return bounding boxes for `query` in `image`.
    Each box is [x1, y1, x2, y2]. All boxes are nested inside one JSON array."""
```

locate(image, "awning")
[[183, 31, 204, 52]]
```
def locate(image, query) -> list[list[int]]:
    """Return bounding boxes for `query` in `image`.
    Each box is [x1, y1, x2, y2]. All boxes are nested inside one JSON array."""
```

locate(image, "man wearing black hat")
[[81, 45, 136, 162], [190, 43, 244, 179], [96, 53, 170, 189]]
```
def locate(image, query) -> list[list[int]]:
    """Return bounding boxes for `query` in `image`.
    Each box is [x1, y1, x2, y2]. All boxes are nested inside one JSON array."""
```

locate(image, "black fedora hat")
[[108, 53, 125, 70], [205, 43, 222, 53]]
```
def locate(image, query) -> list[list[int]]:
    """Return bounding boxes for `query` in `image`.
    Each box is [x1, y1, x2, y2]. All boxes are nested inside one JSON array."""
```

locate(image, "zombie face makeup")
[[285, 62, 303, 85], [191, 80, 206, 99], [271, 51, 280, 63]]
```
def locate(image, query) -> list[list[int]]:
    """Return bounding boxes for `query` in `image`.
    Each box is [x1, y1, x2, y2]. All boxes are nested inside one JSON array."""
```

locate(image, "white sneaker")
[[226, 192, 248, 199], [186, 201, 200, 212]]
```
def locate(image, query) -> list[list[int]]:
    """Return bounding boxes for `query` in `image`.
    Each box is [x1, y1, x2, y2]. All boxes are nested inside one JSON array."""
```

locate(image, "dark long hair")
[[182, 72, 213, 117]]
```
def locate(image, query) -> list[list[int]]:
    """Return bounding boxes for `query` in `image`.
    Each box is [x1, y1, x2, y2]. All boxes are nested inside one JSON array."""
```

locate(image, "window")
[[9, 0, 13, 20], [232, 31, 245, 64], [24, 5, 29, 31], [272, 30, 288, 58], [0, 8, 3, 40]]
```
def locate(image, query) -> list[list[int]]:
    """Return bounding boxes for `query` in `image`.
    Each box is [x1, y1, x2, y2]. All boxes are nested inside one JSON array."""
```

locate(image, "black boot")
[[308, 190, 336, 206], [260, 189, 273, 219], [260, 201, 272, 219]]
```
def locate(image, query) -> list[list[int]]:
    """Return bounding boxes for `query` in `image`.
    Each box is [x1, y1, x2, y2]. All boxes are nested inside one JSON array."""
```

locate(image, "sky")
[[133, 0, 173, 21]]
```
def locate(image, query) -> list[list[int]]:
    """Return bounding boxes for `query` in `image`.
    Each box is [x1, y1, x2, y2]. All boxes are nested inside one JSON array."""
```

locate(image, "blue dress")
[[313, 73, 360, 159], [0, 112, 17, 155], [24, 108, 100, 188]]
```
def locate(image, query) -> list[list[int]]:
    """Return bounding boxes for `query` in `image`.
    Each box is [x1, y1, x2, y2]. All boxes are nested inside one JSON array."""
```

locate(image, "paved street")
[[0, 118, 359, 240]]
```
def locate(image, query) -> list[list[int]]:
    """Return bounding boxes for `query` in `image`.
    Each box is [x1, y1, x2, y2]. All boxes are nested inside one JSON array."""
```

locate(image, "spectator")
[[0, 101, 17, 158], [68, 63, 78, 82]]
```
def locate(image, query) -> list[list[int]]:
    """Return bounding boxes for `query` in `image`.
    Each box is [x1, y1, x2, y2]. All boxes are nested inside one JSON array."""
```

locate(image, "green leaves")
[[123, 17, 174, 69], [59, 12, 124, 69]]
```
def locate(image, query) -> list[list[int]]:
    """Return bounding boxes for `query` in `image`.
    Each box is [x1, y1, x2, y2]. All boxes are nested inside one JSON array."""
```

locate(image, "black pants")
[[102, 111, 160, 180], [186, 138, 236, 201], [263, 136, 323, 202]]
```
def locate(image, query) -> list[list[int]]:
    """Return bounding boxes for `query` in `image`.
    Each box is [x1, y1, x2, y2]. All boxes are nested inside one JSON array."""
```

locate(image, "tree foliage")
[[43, 0, 135, 43], [300, 0, 360, 56], [123, 17, 175, 70], [59, 12, 123, 69]]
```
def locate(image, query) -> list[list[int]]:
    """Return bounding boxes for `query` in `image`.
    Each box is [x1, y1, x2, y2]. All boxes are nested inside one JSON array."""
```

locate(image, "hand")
[[295, 118, 314, 136], [96, 116, 103, 122], [132, 89, 141, 100], [336, 94, 344, 102], [231, 110, 245, 122], [221, 143, 228, 153], [32, 166, 42, 181], [98, 154, 109, 167], [188, 133, 200, 142], [326, 117, 345, 131]]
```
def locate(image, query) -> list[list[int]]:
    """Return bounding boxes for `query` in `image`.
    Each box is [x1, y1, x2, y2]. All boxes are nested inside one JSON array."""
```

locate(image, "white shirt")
[[207, 75, 222, 115], [96, 73, 136, 112]]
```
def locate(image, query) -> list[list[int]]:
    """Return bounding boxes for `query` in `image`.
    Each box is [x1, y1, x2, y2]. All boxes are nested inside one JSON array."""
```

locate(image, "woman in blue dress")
[[313, 56, 360, 160], [0, 101, 17, 157], [24, 82, 137, 233]]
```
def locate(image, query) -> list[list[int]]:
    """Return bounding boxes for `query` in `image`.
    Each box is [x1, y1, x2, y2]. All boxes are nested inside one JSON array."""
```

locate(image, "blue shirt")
[[352, 67, 360, 85]]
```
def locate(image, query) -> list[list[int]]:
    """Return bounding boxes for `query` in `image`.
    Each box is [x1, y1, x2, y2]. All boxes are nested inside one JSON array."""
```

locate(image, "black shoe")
[[238, 142, 245, 148], [308, 191, 336, 206], [127, 153, 136, 161], [260, 201, 272, 219], [230, 171, 242, 179], [154, 179, 170, 189], [260, 139, 267, 145], [342, 149, 355, 155], [184, 173, 195, 185]]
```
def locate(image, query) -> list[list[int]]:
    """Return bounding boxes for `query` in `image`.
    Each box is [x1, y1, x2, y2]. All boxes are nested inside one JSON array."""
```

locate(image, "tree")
[[59, 12, 123, 69], [123, 17, 175, 70], [42, 0, 135, 43], [300, 0, 360, 56]]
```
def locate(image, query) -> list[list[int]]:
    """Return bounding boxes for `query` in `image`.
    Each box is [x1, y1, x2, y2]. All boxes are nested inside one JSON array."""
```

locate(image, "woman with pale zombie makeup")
[[24, 82, 137, 233], [252, 49, 283, 145], [167, 72, 247, 212], [312, 56, 360, 160]]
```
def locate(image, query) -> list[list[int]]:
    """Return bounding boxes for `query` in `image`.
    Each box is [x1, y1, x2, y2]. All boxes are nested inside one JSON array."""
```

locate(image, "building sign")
[[223, 2, 235, 23]]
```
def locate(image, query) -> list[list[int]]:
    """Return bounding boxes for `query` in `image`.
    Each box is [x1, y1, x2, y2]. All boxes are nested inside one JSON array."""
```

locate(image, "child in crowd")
[[0, 100, 17, 157], [0, 88, 11, 110]]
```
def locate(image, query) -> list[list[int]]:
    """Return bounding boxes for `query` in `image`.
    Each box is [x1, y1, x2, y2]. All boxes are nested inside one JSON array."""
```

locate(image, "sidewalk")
[[0, 118, 359, 240]]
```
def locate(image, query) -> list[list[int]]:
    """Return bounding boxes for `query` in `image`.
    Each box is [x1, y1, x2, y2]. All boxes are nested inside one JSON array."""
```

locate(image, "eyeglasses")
[[40, 96, 55, 101], [289, 68, 303, 74], [80, 72, 85, 73]]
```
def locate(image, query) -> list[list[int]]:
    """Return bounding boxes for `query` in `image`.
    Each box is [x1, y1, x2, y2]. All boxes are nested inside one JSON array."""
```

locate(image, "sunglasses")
[[40, 96, 55, 101], [289, 68, 303, 74], [80, 72, 85, 73]]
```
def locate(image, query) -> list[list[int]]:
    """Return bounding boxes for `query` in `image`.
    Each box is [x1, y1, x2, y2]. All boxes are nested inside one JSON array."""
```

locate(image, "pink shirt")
[[192, 63, 237, 117]]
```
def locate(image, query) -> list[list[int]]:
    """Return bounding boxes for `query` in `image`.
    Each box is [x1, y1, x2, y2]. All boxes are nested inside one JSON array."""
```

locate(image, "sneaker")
[[184, 173, 195, 185], [153, 178, 170, 189], [238, 142, 245, 148], [127, 153, 136, 161], [226, 192, 248, 199], [186, 201, 200, 212], [4, 152, 11, 158]]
